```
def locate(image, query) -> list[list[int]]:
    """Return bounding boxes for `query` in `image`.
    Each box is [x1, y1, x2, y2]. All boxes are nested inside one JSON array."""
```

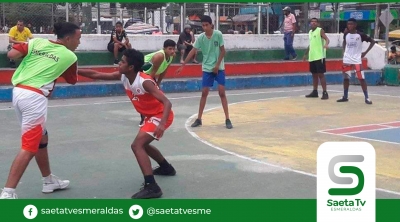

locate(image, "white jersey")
[[343, 31, 372, 64]]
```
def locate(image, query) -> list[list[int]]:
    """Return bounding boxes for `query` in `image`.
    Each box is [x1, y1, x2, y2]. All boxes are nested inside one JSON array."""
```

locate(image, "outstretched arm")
[[78, 69, 121, 80]]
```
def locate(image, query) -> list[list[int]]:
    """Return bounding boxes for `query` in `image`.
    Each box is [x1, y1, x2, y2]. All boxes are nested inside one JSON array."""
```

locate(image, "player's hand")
[[154, 124, 165, 139], [175, 66, 184, 76], [212, 65, 219, 74], [361, 52, 367, 58], [324, 44, 329, 49], [303, 55, 307, 61]]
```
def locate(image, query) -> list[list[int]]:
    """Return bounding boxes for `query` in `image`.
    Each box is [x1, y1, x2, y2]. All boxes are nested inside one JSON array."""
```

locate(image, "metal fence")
[[1, 2, 399, 37]]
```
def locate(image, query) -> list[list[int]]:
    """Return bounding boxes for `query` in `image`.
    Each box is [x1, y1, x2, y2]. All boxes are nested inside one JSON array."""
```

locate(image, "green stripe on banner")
[[0, 199, 399, 221]]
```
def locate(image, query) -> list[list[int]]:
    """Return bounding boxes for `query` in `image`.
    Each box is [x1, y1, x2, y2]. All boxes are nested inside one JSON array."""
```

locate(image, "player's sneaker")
[[131, 183, 162, 199], [153, 164, 176, 176], [305, 90, 318, 98], [337, 97, 349, 102], [191, 119, 202, 127], [226, 119, 233, 129], [0, 189, 17, 199], [321, 91, 329, 100], [365, 98, 373, 105], [42, 174, 70, 193]]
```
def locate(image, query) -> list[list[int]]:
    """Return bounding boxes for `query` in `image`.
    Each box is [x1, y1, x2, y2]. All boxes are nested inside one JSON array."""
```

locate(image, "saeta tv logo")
[[317, 142, 375, 222], [328, 155, 364, 196]]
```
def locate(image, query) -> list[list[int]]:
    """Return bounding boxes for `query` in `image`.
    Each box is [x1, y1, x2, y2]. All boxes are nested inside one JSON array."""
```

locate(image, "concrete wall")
[[0, 33, 386, 69]]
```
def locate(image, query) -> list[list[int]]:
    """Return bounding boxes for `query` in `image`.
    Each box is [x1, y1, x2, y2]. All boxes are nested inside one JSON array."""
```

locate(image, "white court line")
[[0, 89, 308, 111], [185, 96, 400, 196], [318, 131, 400, 146], [318, 121, 400, 133]]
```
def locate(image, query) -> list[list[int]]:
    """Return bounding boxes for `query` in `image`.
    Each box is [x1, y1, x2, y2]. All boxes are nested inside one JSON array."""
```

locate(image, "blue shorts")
[[202, 70, 226, 88]]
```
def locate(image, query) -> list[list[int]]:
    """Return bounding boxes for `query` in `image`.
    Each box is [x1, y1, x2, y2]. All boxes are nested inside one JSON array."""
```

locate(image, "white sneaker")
[[42, 174, 70, 193], [0, 189, 17, 199]]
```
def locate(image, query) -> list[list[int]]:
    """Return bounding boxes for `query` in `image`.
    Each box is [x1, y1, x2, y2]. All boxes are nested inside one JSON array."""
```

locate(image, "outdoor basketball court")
[[0, 85, 399, 199]]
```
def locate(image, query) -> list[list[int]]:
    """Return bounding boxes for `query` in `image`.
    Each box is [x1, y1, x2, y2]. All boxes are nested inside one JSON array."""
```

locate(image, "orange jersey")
[[121, 72, 165, 116]]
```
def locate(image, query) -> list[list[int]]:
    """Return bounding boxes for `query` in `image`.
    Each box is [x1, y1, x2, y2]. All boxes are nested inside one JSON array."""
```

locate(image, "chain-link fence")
[[0, 3, 68, 34], [1, 2, 399, 37]]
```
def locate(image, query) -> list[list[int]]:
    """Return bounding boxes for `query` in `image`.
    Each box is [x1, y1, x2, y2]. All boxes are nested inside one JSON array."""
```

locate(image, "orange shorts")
[[342, 64, 364, 79], [140, 111, 174, 140]]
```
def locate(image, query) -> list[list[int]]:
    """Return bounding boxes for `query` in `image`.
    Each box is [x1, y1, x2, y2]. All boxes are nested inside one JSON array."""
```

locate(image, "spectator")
[[107, 21, 131, 65], [152, 26, 162, 35], [2, 24, 9, 33], [388, 46, 400, 64], [177, 25, 198, 64], [8, 20, 33, 68], [27, 23, 34, 33], [280, 6, 297, 60]]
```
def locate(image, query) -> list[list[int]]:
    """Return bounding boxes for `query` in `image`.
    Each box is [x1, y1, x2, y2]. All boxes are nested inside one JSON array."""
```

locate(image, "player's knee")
[[201, 89, 209, 97], [218, 90, 226, 98], [131, 142, 143, 154]]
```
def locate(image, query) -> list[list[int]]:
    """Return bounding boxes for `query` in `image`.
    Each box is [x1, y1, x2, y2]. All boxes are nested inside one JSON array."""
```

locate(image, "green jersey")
[[193, 30, 225, 72], [143, 49, 173, 75], [308, 27, 326, 62], [12, 38, 77, 95]]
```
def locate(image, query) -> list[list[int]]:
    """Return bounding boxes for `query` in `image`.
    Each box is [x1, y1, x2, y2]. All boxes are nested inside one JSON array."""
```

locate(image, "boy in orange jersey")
[[78, 49, 176, 199]]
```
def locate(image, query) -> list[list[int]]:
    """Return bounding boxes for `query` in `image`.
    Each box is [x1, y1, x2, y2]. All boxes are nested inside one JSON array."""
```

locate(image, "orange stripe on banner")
[[21, 125, 42, 153]]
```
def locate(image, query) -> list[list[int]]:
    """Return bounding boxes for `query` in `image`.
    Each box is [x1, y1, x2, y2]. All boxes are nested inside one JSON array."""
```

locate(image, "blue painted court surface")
[[348, 127, 400, 144]]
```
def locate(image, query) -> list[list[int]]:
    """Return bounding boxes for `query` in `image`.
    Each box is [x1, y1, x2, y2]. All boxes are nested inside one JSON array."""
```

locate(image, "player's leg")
[[215, 70, 232, 129], [35, 130, 70, 194], [1, 89, 44, 199], [113, 43, 120, 64], [191, 72, 213, 127], [318, 59, 328, 100], [337, 64, 351, 102], [306, 61, 319, 98], [179, 44, 186, 63], [131, 132, 162, 199], [145, 113, 176, 176], [354, 64, 372, 104]]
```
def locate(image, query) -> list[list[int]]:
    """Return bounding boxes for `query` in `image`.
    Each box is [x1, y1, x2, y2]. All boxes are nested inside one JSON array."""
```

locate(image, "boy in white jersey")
[[338, 18, 375, 105], [1, 22, 81, 199]]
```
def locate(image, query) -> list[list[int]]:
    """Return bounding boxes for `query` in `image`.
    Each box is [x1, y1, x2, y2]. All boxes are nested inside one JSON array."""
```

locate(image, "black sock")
[[144, 175, 156, 184], [158, 159, 170, 169]]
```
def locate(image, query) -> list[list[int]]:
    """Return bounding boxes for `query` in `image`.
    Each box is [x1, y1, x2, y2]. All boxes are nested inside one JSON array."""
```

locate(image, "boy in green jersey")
[[139, 39, 176, 126], [175, 15, 232, 129], [1, 22, 81, 199], [303, 18, 330, 100]]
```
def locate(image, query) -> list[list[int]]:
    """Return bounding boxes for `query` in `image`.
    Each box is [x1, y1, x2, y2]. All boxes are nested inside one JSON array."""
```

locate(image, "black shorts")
[[178, 44, 193, 52], [309, 59, 326, 73], [107, 42, 126, 53]]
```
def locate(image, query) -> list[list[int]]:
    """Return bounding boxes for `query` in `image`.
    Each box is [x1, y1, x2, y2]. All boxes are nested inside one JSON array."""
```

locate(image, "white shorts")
[[13, 87, 48, 153]]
